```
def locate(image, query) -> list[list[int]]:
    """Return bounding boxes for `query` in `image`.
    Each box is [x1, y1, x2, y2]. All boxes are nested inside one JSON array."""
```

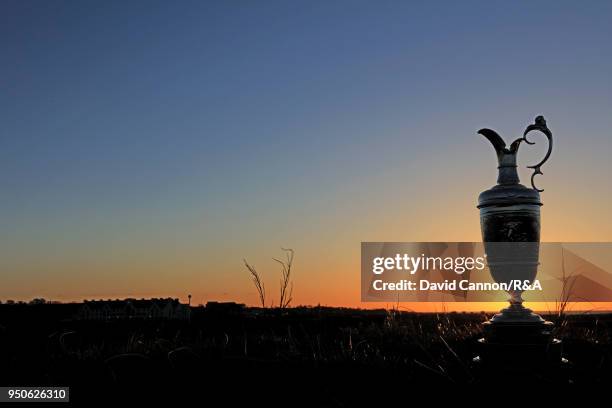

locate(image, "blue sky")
[[2, 1, 612, 304]]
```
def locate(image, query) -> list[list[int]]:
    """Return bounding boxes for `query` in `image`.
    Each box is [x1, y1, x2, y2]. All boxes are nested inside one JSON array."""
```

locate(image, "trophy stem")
[[509, 290, 523, 306]]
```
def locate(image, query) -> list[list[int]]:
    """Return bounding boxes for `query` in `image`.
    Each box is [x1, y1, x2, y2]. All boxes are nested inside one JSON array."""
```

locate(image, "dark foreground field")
[[1, 304, 611, 404]]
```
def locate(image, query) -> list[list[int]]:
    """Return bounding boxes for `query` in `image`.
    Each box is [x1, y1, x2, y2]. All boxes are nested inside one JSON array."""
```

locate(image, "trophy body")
[[479, 187, 543, 323]]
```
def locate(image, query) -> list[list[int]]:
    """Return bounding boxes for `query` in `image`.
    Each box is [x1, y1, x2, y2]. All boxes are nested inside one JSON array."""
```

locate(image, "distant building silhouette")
[[205, 301, 245, 315], [77, 298, 190, 321]]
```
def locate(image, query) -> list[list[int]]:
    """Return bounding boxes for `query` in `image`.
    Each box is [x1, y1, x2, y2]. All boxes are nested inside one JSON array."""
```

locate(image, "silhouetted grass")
[[0, 305, 611, 403]]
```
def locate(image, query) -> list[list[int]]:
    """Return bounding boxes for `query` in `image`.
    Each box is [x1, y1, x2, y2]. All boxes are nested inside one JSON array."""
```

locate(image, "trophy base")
[[489, 303, 545, 324], [474, 317, 565, 378]]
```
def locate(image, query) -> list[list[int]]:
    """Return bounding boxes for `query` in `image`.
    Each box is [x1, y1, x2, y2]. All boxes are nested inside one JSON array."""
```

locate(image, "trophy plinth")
[[474, 116, 564, 374], [476, 321, 563, 375]]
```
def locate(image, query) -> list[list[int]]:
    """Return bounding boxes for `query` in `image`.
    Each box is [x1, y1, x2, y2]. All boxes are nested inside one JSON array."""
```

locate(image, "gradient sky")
[[2, 1, 612, 310]]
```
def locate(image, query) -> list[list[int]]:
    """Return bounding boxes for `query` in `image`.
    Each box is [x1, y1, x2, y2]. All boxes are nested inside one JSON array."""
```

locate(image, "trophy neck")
[[497, 152, 520, 185]]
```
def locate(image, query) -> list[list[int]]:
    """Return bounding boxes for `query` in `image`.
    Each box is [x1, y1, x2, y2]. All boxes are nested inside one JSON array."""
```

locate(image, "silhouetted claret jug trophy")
[[475, 116, 562, 372]]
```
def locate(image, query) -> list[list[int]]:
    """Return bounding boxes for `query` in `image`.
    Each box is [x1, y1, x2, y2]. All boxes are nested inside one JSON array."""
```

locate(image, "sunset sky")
[[2, 1, 612, 311]]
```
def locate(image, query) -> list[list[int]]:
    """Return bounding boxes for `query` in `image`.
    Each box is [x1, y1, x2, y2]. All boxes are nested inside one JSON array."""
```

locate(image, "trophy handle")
[[521, 116, 553, 192]]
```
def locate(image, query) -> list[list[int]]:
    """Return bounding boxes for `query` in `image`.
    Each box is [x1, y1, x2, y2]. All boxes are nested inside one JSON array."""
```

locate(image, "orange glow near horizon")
[[3, 135, 612, 312]]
